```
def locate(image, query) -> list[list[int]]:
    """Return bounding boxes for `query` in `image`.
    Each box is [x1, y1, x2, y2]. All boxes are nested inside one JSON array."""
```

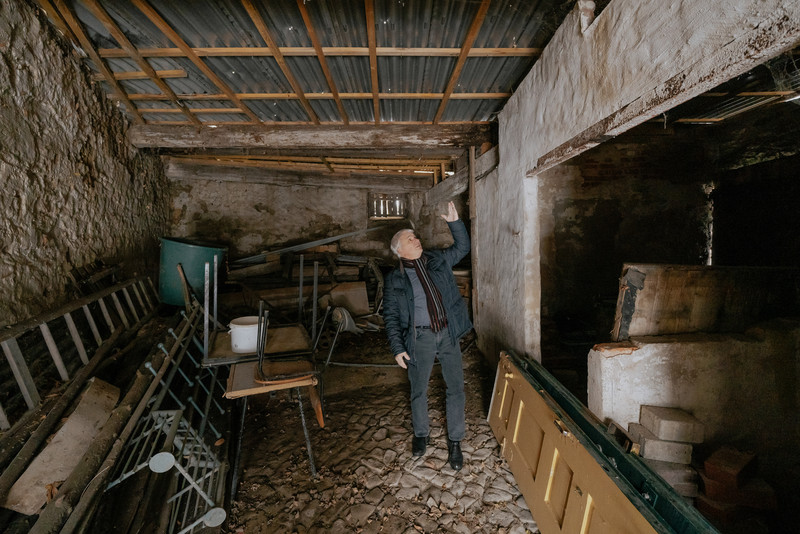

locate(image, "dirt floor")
[[224, 330, 539, 534]]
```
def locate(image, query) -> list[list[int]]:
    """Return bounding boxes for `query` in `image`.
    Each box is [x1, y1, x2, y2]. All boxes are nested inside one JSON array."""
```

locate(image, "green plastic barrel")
[[158, 237, 227, 306]]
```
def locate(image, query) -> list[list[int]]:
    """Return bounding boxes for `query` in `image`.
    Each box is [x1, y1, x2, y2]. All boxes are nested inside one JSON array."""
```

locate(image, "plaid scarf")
[[401, 256, 448, 332]]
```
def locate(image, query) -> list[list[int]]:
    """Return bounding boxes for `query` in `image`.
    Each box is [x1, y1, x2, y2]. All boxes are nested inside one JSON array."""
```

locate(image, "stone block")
[[699, 470, 777, 510], [628, 423, 692, 464], [643, 458, 698, 485], [639, 405, 704, 443], [703, 446, 756, 488], [695, 494, 741, 524]]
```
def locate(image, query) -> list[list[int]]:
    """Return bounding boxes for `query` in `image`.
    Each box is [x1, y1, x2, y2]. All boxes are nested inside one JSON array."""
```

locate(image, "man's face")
[[397, 230, 423, 260]]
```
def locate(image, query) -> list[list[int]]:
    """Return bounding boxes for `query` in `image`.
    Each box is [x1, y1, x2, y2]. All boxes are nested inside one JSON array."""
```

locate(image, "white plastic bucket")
[[228, 316, 264, 353]]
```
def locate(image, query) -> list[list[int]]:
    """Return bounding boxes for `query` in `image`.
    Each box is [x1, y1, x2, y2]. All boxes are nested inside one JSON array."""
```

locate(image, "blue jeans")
[[407, 326, 465, 442]]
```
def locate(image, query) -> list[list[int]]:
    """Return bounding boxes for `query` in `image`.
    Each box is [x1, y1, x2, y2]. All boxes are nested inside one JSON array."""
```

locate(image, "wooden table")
[[207, 324, 324, 476]]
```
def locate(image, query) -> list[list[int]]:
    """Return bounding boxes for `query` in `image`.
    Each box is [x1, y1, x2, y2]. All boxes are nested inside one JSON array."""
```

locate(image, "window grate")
[[369, 193, 407, 220]]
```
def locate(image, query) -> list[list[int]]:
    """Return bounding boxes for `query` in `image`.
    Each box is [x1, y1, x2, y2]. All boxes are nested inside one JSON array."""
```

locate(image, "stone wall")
[[168, 178, 426, 262], [0, 1, 169, 327]]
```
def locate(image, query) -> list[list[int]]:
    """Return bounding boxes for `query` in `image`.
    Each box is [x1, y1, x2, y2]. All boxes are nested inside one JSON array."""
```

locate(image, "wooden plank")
[[242, 0, 319, 124], [63, 312, 89, 365], [39, 323, 69, 381], [364, 0, 380, 124], [98, 46, 542, 58], [128, 91, 510, 101], [1, 378, 119, 515], [296, 0, 348, 124], [90, 69, 187, 81], [224, 360, 315, 399], [1, 339, 41, 409], [129, 123, 494, 150], [433, 0, 490, 124]]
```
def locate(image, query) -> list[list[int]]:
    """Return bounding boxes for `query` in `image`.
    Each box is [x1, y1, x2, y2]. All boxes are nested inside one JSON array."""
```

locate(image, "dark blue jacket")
[[383, 220, 472, 360]]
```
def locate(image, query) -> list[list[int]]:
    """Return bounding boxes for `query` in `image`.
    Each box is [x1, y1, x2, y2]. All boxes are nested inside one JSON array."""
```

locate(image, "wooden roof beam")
[[52, 0, 143, 124], [131, 0, 261, 123], [241, 0, 319, 124], [365, 0, 380, 124], [434, 0, 491, 124], [296, 0, 348, 124], [128, 123, 495, 152], [82, 0, 200, 126], [165, 157, 433, 192], [127, 91, 510, 101], [97, 46, 542, 58]]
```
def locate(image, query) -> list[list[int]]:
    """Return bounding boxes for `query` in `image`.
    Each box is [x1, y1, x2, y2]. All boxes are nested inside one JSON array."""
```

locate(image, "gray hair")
[[390, 229, 414, 257]]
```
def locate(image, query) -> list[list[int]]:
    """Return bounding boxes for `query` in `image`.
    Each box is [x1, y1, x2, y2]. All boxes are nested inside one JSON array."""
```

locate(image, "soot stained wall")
[[169, 179, 424, 262], [0, 1, 169, 327], [539, 139, 709, 336]]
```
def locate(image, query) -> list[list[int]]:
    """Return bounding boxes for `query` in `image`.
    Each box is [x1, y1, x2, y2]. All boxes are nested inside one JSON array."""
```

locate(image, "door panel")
[[489, 352, 659, 534]]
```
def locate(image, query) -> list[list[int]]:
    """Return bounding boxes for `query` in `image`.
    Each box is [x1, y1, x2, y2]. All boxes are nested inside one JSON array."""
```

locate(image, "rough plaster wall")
[[169, 179, 425, 261], [505, 0, 795, 174], [0, 1, 169, 327], [474, 151, 535, 362]]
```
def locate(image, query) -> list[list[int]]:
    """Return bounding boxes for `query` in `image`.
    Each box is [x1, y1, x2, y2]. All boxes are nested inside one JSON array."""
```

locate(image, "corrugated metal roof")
[[49, 0, 565, 128]]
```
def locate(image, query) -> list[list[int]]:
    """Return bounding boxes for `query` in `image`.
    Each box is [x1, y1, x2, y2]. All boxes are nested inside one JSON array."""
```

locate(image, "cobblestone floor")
[[226, 334, 539, 533]]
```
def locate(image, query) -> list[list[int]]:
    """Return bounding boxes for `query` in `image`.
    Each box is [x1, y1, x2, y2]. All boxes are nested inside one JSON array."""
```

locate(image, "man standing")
[[383, 201, 472, 471]]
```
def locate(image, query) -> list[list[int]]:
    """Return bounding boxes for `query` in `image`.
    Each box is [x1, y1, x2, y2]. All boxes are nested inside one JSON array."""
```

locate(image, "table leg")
[[295, 387, 317, 477]]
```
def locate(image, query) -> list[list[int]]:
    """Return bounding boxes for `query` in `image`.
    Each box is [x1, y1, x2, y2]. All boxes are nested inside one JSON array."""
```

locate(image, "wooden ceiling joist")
[[296, 0, 349, 124], [51, 0, 144, 124], [97, 46, 542, 58], [126, 91, 510, 101], [91, 69, 186, 82], [242, 0, 319, 124], [82, 0, 201, 126], [131, 0, 262, 124], [128, 123, 494, 152], [165, 157, 433, 192], [365, 0, 380, 124], [434, 0, 491, 124]]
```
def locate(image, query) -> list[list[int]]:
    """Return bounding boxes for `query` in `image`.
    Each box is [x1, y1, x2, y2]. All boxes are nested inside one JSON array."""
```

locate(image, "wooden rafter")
[[139, 108, 245, 114], [97, 46, 542, 58], [36, 0, 79, 46], [241, 0, 319, 124], [130, 0, 261, 123], [434, 0, 491, 124], [51, 0, 144, 124], [365, 0, 380, 124], [91, 69, 186, 81], [127, 91, 510, 101], [82, 0, 201, 126], [296, 0, 349, 124]]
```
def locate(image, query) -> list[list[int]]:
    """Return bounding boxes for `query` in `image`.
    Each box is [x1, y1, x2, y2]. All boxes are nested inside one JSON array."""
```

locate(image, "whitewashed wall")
[[480, 0, 800, 361]]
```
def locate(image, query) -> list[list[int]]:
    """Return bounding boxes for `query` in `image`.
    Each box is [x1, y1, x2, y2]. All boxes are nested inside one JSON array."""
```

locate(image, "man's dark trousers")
[[407, 326, 465, 442]]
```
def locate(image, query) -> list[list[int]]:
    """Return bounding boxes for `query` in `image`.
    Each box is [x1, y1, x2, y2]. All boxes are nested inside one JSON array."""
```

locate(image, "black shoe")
[[447, 440, 463, 471], [412, 435, 429, 457]]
